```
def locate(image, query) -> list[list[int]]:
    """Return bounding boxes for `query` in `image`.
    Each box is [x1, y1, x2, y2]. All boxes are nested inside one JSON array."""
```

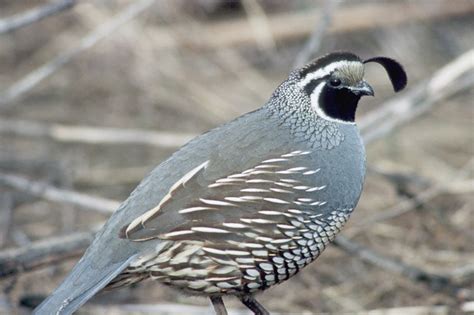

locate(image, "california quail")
[[34, 52, 406, 315]]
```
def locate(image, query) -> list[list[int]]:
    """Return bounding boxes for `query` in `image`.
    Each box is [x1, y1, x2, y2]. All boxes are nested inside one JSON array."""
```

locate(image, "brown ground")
[[0, 1, 473, 314]]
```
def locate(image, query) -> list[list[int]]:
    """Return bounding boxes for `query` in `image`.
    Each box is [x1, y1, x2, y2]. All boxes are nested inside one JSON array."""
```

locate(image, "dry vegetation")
[[0, 0, 473, 314]]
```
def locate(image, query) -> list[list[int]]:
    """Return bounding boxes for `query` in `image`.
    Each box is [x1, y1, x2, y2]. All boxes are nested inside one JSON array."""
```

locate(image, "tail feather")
[[33, 254, 137, 315]]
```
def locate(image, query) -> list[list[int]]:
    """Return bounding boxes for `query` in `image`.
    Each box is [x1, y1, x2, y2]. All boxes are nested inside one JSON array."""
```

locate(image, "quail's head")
[[282, 52, 407, 124]]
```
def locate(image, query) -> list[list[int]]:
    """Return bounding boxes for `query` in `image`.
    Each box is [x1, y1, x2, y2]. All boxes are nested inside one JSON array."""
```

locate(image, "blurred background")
[[0, 0, 473, 314]]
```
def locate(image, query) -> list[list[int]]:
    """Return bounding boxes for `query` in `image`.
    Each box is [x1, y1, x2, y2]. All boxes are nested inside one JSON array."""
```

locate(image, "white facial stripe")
[[310, 82, 355, 125], [298, 61, 361, 88]]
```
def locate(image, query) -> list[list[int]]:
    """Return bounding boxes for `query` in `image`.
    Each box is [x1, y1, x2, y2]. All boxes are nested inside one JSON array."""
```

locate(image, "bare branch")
[[0, 231, 95, 278], [81, 303, 274, 315], [334, 236, 459, 296], [448, 264, 474, 283], [0, 0, 76, 34], [0, 193, 13, 247], [74, 166, 151, 186], [241, 0, 276, 52], [0, 173, 118, 214], [76, 303, 461, 315], [355, 158, 473, 228], [0, 119, 197, 148], [138, 2, 474, 51], [292, 0, 338, 69], [462, 302, 474, 313], [0, 0, 156, 107]]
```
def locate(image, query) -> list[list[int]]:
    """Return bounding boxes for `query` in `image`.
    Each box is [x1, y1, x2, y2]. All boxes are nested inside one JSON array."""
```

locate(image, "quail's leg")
[[210, 296, 228, 315], [240, 295, 270, 315]]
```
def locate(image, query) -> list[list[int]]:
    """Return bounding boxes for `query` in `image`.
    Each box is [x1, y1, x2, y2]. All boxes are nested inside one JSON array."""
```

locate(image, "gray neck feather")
[[264, 72, 344, 150]]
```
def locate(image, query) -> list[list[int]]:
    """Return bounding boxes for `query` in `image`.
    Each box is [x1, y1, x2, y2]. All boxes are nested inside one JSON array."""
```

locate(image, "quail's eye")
[[329, 78, 342, 87]]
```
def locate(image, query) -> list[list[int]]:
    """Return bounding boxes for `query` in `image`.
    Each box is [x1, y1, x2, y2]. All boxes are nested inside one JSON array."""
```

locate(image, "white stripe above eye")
[[298, 60, 361, 88]]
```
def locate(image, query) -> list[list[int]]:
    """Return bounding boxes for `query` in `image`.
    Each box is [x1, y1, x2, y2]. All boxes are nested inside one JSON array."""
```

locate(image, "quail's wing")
[[121, 149, 333, 244]]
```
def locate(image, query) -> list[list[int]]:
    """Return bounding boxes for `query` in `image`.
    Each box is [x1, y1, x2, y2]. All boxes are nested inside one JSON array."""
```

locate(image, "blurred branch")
[[334, 236, 459, 296], [355, 158, 473, 228], [0, 0, 156, 108], [144, 2, 474, 51], [241, 0, 276, 52], [368, 165, 431, 197], [74, 166, 151, 186], [448, 264, 474, 283], [0, 193, 13, 247], [0, 0, 76, 34], [355, 306, 452, 315], [215, 48, 274, 98], [360, 49, 474, 143], [81, 303, 267, 315], [0, 231, 95, 278], [292, 0, 338, 69], [0, 173, 118, 214], [75, 303, 465, 315], [0, 118, 196, 148], [462, 302, 474, 313]]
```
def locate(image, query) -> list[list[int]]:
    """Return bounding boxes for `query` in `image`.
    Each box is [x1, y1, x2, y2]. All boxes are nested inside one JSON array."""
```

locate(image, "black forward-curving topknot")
[[299, 51, 362, 77], [364, 57, 407, 92]]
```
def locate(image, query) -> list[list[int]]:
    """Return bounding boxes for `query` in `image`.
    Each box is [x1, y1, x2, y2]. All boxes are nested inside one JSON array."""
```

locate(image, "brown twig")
[[0, 193, 13, 247], [0, 0, 77, 34], [355, 158, 473, 228], [140, 2, 474, 51], [333, 236, 459, 297], [0, 231, 95, 278], [74, 166, 152, 186], [81, 302, 276, 315], [0, 119, 197, 148], [0, 173, 118, 214], [448, 264, 474, 283]]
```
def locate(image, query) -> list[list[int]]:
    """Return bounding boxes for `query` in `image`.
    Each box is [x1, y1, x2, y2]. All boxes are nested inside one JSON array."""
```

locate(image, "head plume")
[[363, 56, 407, 92]]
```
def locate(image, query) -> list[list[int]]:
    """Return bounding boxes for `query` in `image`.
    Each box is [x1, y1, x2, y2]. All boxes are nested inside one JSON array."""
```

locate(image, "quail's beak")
[[350, 80, 375, 96]]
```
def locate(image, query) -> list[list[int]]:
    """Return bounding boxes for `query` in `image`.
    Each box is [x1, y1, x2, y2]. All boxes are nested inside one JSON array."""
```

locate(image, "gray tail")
[[33, 253, 137, 315]]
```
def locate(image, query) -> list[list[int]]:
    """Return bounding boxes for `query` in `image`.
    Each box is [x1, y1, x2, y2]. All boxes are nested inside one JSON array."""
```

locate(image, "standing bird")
[[34, 52, 406, 315]]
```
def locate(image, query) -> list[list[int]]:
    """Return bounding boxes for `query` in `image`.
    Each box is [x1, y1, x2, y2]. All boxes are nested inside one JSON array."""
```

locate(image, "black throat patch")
[[319, 85, 361, 122]]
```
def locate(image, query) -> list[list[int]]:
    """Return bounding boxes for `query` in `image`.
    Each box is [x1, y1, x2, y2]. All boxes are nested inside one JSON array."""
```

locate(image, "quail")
[[34, 52, 407, 315]]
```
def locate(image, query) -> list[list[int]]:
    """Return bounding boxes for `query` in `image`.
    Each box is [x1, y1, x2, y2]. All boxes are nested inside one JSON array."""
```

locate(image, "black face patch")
[[318, 84, 362, 122]]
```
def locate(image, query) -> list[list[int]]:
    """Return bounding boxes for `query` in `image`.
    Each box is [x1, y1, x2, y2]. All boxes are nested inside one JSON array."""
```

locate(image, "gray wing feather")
[[33, 254, 137, 315]]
